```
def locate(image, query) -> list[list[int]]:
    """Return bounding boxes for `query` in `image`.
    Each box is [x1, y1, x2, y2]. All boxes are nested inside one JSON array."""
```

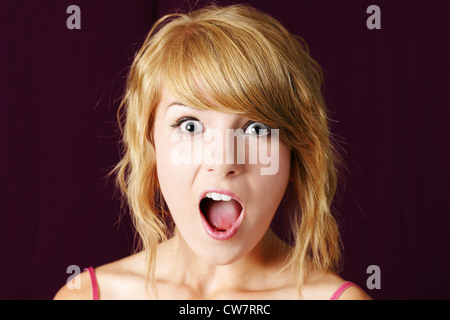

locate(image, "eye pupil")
[[243, 122, 271, 136], [253, 125, 262, 135], [183, 121, 200, 133], [186, 122, 195, 132]]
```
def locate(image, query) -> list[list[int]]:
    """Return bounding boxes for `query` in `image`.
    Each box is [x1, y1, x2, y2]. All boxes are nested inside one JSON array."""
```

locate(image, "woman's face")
[[153, 85, 291, 265]]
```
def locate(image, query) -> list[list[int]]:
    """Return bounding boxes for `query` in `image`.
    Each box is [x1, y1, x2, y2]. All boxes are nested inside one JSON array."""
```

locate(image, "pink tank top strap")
[[84, 267, 99, 300], [329, 281, 356, 300], [83, 266, 354, 300]]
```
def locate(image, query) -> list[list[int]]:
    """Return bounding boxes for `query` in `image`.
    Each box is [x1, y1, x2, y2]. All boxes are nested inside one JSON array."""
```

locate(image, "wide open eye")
[[243, 121, 272, 136], [171, 116, 204, 135], [180, 120, 202, 133]]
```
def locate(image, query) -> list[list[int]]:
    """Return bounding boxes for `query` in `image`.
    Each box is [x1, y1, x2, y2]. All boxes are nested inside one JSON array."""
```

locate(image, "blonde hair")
[[112, 4, 342, 293]]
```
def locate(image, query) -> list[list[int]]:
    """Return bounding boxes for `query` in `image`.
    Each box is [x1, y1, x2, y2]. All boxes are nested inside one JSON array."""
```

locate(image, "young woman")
[[55, 4, 370, 300]]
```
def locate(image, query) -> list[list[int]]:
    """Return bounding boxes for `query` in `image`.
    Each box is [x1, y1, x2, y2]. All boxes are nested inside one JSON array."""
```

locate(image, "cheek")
[[255, 140, 291, 192], [155, 139, 175, 188], [156, 140, 188, 188], [245, 143, 291, 225], [154, 137, 199, 221]]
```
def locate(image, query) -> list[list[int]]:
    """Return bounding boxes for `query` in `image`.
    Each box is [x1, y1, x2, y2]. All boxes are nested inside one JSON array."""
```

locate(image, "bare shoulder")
[[326, 272, 372, 300], [95, 251, 147, 278], [302, 270, 372, 300], [54, 252, 148, 300], [53, 269, 93, 300], [92, 252, 149, 299], [338, 284, 372, 300]]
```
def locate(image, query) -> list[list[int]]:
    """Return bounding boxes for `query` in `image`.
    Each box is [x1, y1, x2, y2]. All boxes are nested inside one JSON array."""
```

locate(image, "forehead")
[[158, 83, 230, 113], [156, 85, 254, 129], [155, 81, 275, 131]]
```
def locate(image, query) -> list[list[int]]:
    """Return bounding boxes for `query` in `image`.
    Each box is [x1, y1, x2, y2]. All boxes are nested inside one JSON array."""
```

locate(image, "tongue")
[[203, 199, 242, 231]]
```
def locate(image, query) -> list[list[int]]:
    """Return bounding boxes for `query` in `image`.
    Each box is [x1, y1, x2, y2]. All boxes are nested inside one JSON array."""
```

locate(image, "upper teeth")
[[205, 192, 232, 201]]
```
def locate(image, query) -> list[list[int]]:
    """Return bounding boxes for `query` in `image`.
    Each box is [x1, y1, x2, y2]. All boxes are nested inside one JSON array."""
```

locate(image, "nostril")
[[208, 168, 236, 175], [207, 167, 241, 177]]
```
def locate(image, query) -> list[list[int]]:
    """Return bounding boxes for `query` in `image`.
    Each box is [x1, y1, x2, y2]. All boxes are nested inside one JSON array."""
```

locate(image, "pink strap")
[[84, 267, 99, 300], [83, 266, 352, 300], [329, 281, 355, 300]]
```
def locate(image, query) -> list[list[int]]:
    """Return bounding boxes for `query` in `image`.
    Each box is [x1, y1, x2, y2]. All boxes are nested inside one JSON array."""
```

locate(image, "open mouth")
[[199, 191, 244, 240]]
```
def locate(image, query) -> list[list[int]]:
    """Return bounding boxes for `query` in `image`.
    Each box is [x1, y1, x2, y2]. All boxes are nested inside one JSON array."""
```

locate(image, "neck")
[[159, 228, 292, 298]]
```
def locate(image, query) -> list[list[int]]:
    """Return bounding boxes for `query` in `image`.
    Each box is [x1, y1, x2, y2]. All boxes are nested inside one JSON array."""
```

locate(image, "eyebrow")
[[167, 101, 202, 111], [167, 101, 185, 108]]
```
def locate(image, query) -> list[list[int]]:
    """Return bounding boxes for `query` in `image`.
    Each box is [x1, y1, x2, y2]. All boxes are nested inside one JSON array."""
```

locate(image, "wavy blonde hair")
[[112, 4, 342, 293]]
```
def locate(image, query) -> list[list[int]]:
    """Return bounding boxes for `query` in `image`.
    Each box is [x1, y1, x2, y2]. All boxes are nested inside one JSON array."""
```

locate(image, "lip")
[[198, 189, 245, 241]]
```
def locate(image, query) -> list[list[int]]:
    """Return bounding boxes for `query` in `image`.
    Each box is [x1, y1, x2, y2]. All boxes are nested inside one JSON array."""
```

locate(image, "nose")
[[203, 128, 244, 178], [207, 162, 243, 178]]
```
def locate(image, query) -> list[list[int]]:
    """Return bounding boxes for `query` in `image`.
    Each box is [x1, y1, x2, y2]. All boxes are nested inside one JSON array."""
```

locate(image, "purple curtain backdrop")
[[1, 0, 449, 300]]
